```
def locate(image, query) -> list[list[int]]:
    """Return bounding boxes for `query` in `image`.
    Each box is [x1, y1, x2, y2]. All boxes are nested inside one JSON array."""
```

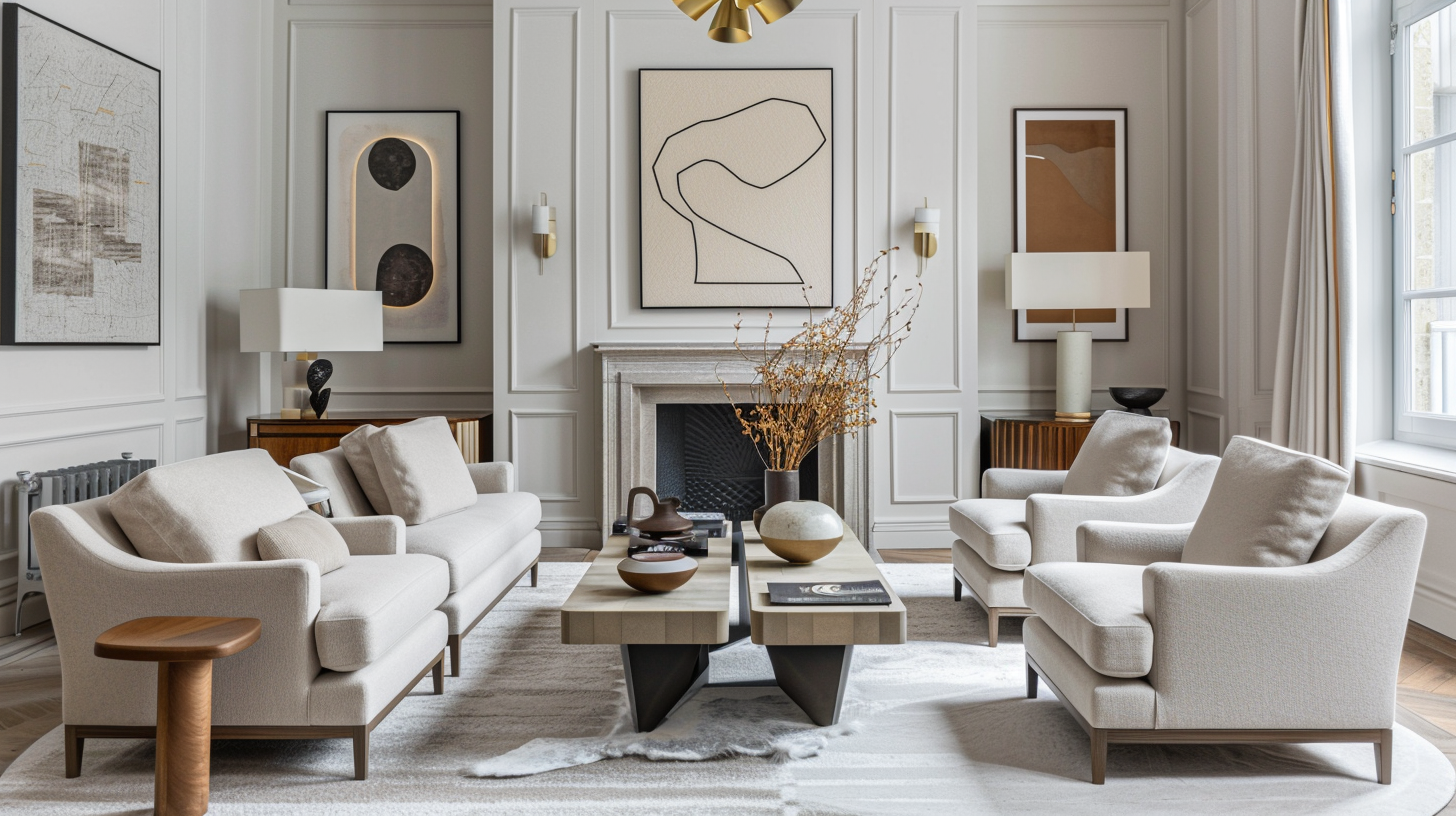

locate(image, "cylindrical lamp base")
[[1056, 330, 1093, 419]]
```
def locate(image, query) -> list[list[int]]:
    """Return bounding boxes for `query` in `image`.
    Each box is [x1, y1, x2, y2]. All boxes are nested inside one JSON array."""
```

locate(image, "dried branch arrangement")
[[722, 247, 922, 472]]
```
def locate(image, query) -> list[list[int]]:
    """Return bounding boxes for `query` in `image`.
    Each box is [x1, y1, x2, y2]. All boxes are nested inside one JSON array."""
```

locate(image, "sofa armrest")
[[328, 515, 405, 555], [467, 461, 515, 494], [981, 468, 1067, 500], [1026, 463, 1215, 564], [1077, 521, 1193, 565]]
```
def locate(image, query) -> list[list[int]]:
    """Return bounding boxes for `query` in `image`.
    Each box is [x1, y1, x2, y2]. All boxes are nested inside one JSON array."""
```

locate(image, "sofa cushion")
[[315, 553, 449, 672], [948, 499, 1031, 570], [1062, 412, 1172, 498], [1024, 562, 1152, 678], [403, 493, 543, 592], [367, 417, 478, 526], [1181, 436, 1350, 568], [258, 511, 350, 575], [340, 425, 393, 515], [109, 449, 306, 563]]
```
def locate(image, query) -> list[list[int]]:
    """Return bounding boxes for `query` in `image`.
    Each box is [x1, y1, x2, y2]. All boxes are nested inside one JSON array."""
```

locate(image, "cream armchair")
[[1023, 438, 1426, 785], [32, 452, 450, 781], [951, 416, 1219, 646]]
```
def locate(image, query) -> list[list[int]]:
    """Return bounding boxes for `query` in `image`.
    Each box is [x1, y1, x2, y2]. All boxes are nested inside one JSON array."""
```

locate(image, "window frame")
[[1395, 0, 1456, 448]]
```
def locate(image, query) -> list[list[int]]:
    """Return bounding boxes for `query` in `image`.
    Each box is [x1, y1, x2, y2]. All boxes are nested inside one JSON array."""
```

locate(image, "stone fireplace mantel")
[[595, 343, 871, 547]]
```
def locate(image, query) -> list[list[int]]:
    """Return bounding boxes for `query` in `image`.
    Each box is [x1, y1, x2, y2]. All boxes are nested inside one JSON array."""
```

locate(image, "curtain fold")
[[1273, 0, 1358, 470]]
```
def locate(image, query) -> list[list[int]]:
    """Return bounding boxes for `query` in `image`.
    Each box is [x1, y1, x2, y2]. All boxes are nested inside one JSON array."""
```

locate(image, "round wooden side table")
[[94, 616, 261, 816]]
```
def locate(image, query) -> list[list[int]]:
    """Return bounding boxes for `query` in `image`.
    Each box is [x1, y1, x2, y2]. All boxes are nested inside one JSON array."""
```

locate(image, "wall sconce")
[[913, 198, 939, 277], [532, 192, 557, 274]]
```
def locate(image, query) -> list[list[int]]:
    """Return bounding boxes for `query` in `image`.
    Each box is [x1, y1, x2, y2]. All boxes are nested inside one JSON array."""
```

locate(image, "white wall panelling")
[[1357, 463, 1456, 638], [1185, 406, 1224, 455], [887, 410, 961, 503], [509, 410, 581, 502]]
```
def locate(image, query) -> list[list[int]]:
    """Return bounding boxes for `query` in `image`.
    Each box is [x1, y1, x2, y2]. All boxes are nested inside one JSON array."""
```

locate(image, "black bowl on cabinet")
[[1108, 387, 1166, 416]]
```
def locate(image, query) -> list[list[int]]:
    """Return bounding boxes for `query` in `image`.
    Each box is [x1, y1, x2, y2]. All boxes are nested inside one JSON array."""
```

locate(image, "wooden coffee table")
[[561, 517, 906, 730], [95, 616, 261, 816], [743, 521, 907, 725]]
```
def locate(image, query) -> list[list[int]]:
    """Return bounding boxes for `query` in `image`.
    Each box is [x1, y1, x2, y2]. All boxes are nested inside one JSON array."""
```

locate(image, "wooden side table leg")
[[156, 659, 213, 816]]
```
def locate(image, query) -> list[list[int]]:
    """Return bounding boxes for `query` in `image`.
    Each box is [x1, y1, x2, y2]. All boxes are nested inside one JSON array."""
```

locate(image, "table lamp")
[[1004, 251, 1151, 420], [240, 288, 384, 419]]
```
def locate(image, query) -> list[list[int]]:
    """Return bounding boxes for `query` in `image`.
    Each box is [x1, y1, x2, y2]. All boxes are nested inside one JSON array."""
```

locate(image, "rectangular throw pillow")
[[258, 511, 350, 574], [366, 416, 478, 525], [1061, 411, 1172, 497], [1180, 436, 1350, 568], [340, 424, 393, 515], [110, 449, 308, 563]]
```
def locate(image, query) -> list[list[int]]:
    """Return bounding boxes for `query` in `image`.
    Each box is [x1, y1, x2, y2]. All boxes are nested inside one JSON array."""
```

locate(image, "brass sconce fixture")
[[913, 198, 939, 277], [532, 192, 556, 274], [674, 0, 802, 43]]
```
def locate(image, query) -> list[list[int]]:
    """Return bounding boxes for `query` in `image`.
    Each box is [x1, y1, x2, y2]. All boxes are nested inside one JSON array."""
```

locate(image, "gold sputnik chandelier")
[[673, 0, 802, 43]]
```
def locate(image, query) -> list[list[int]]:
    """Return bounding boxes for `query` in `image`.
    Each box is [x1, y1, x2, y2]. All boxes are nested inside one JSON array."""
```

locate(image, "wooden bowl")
[[617, 552, 698, 593]]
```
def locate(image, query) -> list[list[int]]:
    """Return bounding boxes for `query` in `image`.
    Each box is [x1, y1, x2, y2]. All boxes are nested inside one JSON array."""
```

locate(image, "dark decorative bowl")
[[1108, 387, 1166, 416]]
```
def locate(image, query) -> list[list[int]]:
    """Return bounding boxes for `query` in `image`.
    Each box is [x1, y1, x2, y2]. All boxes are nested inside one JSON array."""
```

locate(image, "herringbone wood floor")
[[2, 545, 1454, 812]]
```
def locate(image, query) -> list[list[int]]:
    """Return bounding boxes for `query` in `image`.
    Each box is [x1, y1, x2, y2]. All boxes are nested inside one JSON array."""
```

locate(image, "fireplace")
[[655, 403, 818, 523], [596, 343, 869, 546]]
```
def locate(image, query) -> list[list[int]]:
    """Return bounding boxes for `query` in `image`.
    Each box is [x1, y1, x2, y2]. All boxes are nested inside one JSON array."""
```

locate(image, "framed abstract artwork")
[[0, 3, 161, 345], [1013, 108, 1129, 342], [325, 110, 460, 344], [639, 68, 833, 309]]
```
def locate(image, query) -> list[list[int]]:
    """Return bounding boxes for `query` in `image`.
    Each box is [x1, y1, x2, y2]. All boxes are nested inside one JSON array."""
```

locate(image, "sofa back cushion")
[[367, 416, 478, 525], [258, 511, 350, 574], [1061, 412, 1172, 497], [109, 449, 308, 563], [1181, 436, 1350, 568], [340, 425, 393, 515]]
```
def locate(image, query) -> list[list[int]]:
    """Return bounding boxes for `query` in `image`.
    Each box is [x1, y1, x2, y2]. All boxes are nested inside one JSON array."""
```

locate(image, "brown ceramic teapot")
[[626, 486, 694, 536]]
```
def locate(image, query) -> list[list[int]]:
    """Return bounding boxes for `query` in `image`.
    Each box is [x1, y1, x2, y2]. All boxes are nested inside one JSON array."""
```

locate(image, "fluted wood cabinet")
[[981, 412, 1180, 471]]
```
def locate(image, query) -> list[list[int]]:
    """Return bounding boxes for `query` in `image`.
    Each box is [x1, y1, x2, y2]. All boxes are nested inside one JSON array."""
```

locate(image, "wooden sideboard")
[[247, 412, 491, 467], [981, 411, 1181, 471]]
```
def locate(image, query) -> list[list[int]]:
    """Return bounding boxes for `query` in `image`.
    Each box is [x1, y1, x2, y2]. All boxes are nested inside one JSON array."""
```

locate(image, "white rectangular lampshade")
[[239, 288, 384, 353], [1004, 251, 1151, 310]]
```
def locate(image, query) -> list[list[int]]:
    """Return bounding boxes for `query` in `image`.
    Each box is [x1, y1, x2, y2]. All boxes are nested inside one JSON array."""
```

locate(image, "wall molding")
[[0, 421, 167, 452], [508, 409, 580, 502], [888, 409, 960, 503]]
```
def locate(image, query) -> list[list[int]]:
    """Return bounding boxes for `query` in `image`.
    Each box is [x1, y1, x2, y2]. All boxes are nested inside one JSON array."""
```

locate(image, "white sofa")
[[291, 448, 541, 676], [32, 450, 448, 781], [950, 414, 1219, 646], [1023, 438, 1426, 785]]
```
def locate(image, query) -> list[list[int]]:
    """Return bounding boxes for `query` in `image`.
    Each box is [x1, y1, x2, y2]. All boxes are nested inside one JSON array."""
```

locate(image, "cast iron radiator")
[[13, 452, 155, 636]]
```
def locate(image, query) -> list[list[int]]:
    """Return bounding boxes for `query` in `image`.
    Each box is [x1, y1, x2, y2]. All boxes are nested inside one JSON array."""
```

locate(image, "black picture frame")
[[324, 109, 462, 345], [0, 2, 162, 346], [638, 68, 835, 311], [1011, 107, 1130, 343]]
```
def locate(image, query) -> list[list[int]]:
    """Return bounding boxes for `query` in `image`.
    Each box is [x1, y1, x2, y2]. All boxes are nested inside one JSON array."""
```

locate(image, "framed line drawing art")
[[325, 110, 460, 344], [639, 68, 833, 309], [1, 3, 161, 345], [1013, 108, 1129, 342]]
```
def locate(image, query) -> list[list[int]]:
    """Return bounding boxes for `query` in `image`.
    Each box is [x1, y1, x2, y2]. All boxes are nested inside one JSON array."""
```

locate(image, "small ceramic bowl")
[[759, 500, 844, 564], [1108, 387, 1167, 416], [617, 552, 698, 593]]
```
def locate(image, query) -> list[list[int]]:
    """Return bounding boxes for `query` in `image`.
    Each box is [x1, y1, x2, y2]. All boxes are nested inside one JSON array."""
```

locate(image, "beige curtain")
[[1273, 0, 1357, 470]]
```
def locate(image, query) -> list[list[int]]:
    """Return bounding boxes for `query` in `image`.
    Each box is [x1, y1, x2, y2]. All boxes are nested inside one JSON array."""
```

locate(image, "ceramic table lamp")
[[1004, 252, 1151, 420], [240, 288, 384, 419]]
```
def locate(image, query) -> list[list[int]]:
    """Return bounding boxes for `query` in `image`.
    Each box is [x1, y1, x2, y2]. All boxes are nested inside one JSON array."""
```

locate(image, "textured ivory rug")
[[2, 562, 1453, 814]]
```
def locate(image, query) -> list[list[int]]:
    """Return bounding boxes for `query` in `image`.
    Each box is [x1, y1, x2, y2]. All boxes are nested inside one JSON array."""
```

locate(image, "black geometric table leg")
[[621, 644, 710, 731], [766, 645, 854, 726]]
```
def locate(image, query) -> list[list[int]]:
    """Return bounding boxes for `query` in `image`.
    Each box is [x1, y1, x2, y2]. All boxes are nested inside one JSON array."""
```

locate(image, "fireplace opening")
[[655, 403, 819, 523]]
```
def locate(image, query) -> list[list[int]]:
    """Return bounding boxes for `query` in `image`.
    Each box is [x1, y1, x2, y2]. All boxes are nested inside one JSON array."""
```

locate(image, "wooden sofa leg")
[[1377, 728, 1393, 785], [953, 577, 962, 602], [64, 725, 83, 778], [352, 726, 369, 781], [1091, 729, 1108, 785], [433, 654, 445, 695], [448, 634, 462, 678], [987, 609, 1000, 648], [530, 562, 539, 588], [1026, 663, 1039, 699]]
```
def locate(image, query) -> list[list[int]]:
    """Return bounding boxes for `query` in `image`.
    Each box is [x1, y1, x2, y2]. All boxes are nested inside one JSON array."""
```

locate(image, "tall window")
[[1398, 1, 1456, 446]]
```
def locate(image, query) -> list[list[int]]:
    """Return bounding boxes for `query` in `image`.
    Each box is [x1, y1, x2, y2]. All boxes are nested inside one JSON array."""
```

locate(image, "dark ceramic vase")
[[752, 469, 801, 530]]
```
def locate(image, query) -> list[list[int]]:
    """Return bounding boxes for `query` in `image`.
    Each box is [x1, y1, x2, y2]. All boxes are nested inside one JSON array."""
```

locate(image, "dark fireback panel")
[[655, 404, 818, 523]]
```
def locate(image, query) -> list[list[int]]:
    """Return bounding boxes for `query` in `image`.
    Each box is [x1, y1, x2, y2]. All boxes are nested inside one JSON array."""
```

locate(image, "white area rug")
[[2, 562, 1452, 814]]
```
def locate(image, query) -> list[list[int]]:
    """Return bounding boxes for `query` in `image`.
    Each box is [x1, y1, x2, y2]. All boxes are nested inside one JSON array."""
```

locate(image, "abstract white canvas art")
[[639, 69, 833, 309], [0, 3, 161, 345]]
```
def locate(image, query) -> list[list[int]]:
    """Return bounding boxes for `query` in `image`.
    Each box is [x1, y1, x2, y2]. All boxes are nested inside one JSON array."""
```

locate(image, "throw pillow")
[[340, 424, 393, 515], [257, 511, 350, 574], [1061, 411, 1172, 497], [110, 449, 307, 563], [366, 416, 478, 525], [1181, 436, 1350, 568]]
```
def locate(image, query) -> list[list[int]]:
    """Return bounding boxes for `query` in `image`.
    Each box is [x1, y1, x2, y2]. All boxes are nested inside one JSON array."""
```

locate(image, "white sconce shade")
[[239, 288, 384, 353], [532, 204, 552, 235], [1003, 251, 1151, 311], [913, 200, 940, 277]]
